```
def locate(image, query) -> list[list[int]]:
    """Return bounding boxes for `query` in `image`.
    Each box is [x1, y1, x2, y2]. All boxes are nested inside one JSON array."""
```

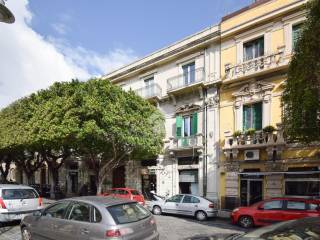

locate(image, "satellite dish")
[[0, 0, 15, 24]]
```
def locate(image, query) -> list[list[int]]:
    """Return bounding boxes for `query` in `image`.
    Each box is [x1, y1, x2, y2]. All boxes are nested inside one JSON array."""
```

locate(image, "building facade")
[[219, 0, 320, 210], [103, 26, 221, 201]]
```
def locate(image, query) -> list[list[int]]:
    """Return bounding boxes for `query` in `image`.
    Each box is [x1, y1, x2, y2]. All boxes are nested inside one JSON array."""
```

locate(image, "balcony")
[[224, 50, 287, 82], [223, 125, 286, 160], [168, 134, 203, 151], [134, 83, 162, 101], [167, 68, 205, 94]]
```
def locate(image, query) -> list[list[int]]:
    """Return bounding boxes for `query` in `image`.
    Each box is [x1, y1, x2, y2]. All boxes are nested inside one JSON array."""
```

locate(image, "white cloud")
[[0, 0, 137, 108]]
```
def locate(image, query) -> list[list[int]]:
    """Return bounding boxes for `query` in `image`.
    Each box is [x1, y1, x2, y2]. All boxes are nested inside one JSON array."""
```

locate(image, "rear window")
[[130, 190, 140, 195], [2, 189, 39, 200], [107, 203, 150, 224]]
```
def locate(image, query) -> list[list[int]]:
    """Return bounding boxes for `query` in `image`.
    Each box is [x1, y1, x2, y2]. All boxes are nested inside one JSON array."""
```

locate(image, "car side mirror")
[[33, 210, 42, 217]]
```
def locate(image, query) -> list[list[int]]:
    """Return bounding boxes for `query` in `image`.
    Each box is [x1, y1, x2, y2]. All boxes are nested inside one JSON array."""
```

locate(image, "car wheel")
[[195, 211, 207, 221], [152, 205, 162, 215], [238, 216, 254, 228], [21, 227, 32, 240]]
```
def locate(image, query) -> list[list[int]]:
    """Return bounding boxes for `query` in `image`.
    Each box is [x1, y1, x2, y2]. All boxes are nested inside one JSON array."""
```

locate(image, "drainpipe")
[[202, 48, 208, 197]]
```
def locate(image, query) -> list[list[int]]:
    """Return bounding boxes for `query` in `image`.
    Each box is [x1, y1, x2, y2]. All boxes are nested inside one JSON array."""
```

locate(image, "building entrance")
[[240, 178, 263, 206]]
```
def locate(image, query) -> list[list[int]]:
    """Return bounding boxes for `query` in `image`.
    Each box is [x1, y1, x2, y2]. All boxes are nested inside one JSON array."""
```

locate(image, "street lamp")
[[0, 0, 14, 24]]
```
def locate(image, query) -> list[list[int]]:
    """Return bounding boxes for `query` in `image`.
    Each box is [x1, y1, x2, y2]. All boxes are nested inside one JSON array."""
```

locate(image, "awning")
[[238, 171, 320, 176]]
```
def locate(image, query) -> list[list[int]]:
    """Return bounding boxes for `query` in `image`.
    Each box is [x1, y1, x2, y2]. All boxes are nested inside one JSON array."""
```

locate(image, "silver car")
[[0, 184, 43, 223], [20, 196, 159, 240], [147, 194, 217, 221]]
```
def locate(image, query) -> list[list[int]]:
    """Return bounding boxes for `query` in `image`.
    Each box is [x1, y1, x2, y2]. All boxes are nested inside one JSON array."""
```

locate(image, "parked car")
[[185, 217, 320, 240], [231, 197, 320, 228], [148, 194, 217, 221], [0, 184, 43, 223], [100, 187, 145, 205], [20, 196, 159, 240]]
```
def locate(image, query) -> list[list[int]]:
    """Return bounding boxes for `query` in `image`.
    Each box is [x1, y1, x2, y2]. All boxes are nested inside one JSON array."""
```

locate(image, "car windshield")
[[107, 202, 150, 224], [2, 189, 39, 200]]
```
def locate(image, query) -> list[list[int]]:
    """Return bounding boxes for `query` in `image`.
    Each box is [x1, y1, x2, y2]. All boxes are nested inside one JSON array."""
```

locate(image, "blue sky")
[[29, 0, 252, 57], [0, 0, 252, 108]]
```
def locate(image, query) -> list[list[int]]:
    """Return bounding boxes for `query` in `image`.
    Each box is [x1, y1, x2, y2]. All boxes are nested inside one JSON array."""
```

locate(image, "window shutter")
[[192, 112, 198, 135], [253, 102, 262, 130], [243, 105, 250, 131], [176, 116, 183, 137]]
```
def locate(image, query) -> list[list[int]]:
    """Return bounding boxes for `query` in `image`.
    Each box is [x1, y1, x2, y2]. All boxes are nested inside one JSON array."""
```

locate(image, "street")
[[0, 215, 244, 240]]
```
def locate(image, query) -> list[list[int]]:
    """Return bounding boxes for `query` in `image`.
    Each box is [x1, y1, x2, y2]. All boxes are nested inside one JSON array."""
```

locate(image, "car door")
[[33, 201, 71, 240], [162, 194, 184, 214], [179, 195, 200, 216], [254, 200, 285, 225], [65, 201, 92, 240], [283, 200, 309, 221]]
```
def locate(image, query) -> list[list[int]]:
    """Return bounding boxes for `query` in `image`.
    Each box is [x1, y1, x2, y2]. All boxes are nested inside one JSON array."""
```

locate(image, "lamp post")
[[0, 0, 14, 24]]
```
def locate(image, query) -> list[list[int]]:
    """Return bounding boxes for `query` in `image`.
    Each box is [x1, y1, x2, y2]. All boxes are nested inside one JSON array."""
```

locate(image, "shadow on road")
[[0, 220, 20, 234]]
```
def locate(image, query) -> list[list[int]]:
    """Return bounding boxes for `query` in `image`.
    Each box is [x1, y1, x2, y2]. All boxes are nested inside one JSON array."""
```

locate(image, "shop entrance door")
[[240, 179, 263, 206]]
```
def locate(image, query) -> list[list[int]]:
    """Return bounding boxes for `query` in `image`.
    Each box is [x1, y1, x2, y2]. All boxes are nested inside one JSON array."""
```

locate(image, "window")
[[182, 195, 200, 204], [107, 203, 150, 224], [176, 113, 198, 137], [166, 195, 184, 203], [44, 202, 70, 219], [292, 23, 303, 51], [287, 201, 306, 210], [182, 62, 195, 85], [68, 202, 90, 222], [309, 203, 320, 211], [243, 37, 264, 61], [243, 102, 262, 131], [262, 200, 283, 210], [144, 76, 154, 96], [2, 189, 38, 200], [285, 181, 320, 197], [130, 190, 141, 196], [92, 207, 102, 223]]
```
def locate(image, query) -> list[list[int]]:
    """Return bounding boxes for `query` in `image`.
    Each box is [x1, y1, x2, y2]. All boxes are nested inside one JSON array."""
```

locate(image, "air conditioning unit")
[[244, 150, 259, 161]]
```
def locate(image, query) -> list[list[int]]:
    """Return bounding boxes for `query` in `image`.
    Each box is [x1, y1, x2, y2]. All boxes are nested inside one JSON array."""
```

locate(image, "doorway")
[[112, 166, 125, 188], [69, 171, 78, 193], [240, 178, 263, 206]]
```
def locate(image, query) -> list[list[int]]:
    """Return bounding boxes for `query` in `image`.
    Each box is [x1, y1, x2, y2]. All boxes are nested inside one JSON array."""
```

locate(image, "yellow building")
[[218, 0, 320, 209]]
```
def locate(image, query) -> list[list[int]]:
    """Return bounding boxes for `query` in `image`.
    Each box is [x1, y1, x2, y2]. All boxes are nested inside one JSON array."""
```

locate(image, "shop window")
[[243, 102, 262, 131], [243, 36, 264, 61], [285, 181, 320, 197], [178, 156, 199, 165]]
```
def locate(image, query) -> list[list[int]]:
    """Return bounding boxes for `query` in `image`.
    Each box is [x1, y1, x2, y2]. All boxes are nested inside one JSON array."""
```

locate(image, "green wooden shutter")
[[176, 116, 183, 137], [253, 102, 262, 130], [243, 105, 250, 131], [191, 112, 198, 135]]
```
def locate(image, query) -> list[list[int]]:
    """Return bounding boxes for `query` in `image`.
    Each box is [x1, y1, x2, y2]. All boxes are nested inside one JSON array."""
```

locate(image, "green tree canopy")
[[282, 0, 320, 143]]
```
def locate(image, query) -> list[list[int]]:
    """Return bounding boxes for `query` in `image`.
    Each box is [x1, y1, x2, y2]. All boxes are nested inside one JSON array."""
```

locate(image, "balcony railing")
[[167, 68, 205, 92], [224, 50, 285, 80], [223, 128, 285, 150], [134, 83, 162, 100], [169, 134, 203, 150]]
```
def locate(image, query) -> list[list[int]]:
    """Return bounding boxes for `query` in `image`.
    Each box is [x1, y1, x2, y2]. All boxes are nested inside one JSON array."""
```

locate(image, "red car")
[[231, 197, 320, 228], [100, 187, 145, 205]]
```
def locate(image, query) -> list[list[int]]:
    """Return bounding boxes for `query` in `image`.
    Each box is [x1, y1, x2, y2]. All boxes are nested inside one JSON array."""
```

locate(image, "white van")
[[0, 184, 43, 222]]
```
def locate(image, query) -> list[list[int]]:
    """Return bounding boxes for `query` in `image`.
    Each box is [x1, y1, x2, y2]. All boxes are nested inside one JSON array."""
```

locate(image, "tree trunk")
[[49, 167, 59, 199]]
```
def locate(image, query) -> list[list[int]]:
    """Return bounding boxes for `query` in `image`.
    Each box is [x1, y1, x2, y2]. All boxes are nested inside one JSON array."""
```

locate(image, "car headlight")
[[232, 208, 239, 213]]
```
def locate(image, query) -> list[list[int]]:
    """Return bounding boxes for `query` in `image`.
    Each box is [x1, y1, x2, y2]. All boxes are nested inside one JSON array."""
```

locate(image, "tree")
[[282, 0, 320, 143], [77, 79, 165, 193]]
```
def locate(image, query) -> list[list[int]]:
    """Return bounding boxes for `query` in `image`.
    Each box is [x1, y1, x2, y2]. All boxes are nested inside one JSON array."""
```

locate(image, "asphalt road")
[[0, 214, 244, 240]]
